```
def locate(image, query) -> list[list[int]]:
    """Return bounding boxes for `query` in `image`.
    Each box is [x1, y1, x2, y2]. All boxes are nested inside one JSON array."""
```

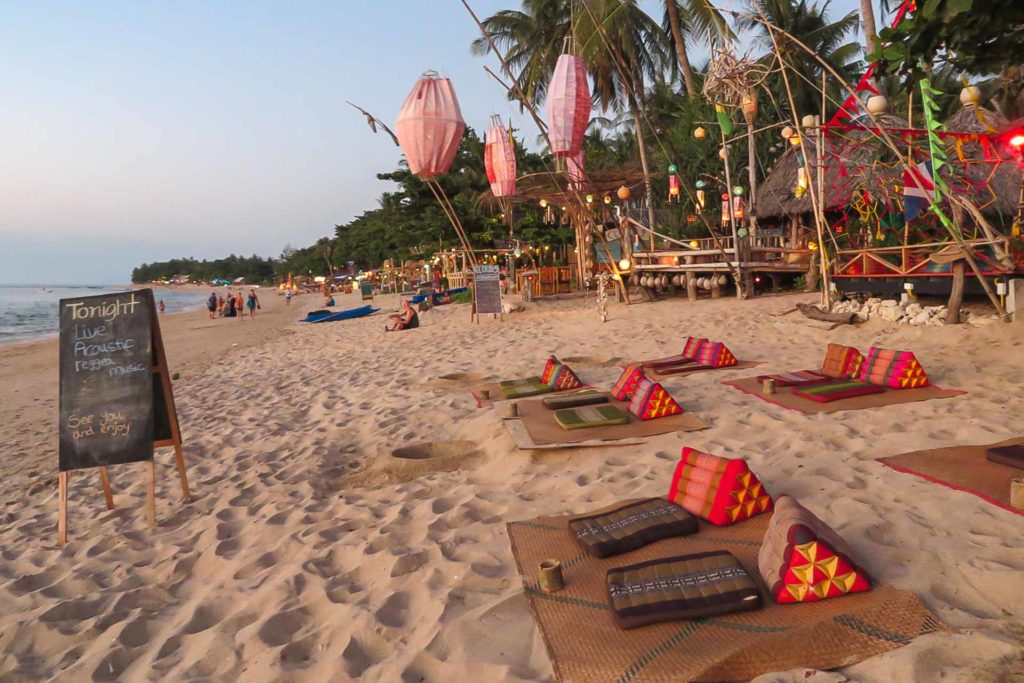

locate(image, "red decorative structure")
[[395, 72, 466, 178], [484, 116, 517, 198], [547, 53, 590, 158], [567, 148, 585, 192]]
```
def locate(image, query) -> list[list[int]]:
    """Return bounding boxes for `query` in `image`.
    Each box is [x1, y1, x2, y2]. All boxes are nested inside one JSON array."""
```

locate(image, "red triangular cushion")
[[667, 448, 772, 525]]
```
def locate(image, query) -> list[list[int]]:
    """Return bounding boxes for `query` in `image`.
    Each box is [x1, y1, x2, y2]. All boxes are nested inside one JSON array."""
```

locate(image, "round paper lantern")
[[737, 227, 749, 238], [603, 195, 612, 205], [960, 85, 981, 107], [396, 73, 466, 178], [616, 185, 631, 201], [732, 186, 745, 196], [548, 54, 591, 157], [585, 194, 594, 204], [801, 114, 817, 128], [781, 126, 794, 139], [695, 180, 705, 189], [719, 147, 728, 160], [668, 164, 678, 175], [721, 193, 729, 201], [808, 241, 819, 251], [484, 119, 516, 197], [689, 240, 699, 248], [866, 95, 888, 115], [618, 258, 631, 271], [514, 247, 522, 257], [789, 135, 802, 146], [694, 126, 707, 140], [718, 275, 728, 286], [540, 198, 548, 208]]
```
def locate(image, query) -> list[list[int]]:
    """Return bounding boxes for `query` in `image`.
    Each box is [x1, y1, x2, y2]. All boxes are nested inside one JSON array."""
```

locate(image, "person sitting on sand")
[[386, 300, 419, 331], [324, 294, 335, 307]]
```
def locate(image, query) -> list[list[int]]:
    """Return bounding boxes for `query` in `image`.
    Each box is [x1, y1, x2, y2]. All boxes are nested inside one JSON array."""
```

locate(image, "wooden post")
[[99, 467, 114, 510], [58, 472, 68, 546], [685, 256, 697, 302], [146, 461, 156, 529], [946, 260, 965, 325]]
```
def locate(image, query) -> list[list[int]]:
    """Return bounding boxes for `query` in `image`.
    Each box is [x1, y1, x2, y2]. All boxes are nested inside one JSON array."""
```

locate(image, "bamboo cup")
[[539, 559, 564, 593], [507, 402, 519, 418], [1011, 478, 1024, 511], [479, 389, 490, 400], [762, 378, 776, 395]]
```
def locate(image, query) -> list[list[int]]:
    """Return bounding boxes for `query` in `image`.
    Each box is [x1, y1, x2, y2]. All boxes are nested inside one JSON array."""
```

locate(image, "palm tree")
[[741, 0, 862, 118], [472, 0, 672, 233], [662, 0, 733, 97]]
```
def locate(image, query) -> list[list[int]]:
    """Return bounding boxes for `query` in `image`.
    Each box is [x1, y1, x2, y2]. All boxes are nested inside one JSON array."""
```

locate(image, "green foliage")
[[872, 2, 1024, 85], [131, 254, 275, 284]]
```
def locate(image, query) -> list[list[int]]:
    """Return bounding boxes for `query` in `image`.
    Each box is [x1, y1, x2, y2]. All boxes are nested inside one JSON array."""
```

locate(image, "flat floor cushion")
[[554, 404, 629, 430], [986, 445, 1024, 469], [542, 391, 609, 410], [792, 380, 885, 403], [756, 370, 830, 387], [502, 383, 554, 399], [606, 550, 763, 629], [500, 377, 542, 388], [569, 498, 698, 559]]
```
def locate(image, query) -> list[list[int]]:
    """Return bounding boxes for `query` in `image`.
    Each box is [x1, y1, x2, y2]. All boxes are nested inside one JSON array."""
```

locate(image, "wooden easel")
[[58, 295, 191, 545]]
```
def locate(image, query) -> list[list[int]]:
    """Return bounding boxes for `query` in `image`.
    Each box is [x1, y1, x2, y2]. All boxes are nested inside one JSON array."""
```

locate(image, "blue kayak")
[[301, 305, 379, 323]]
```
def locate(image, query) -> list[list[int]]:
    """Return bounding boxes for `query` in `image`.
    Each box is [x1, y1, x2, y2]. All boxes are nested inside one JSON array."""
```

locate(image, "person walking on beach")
[[207, 292, 217, 319], [236, 293, 245, 321], [159, 299, 166, 315], [246, 289, 260, 318], [285, 289, 292, 305]]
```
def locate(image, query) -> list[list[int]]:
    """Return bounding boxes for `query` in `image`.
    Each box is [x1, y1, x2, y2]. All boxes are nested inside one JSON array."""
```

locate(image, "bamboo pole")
[[720, 128, 744, 299], [739, 8, 1006, 319]]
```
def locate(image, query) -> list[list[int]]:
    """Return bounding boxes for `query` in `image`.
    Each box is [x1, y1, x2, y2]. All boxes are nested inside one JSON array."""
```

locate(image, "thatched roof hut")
[[942, 104, 1021, 217], [757, 114, 908, 219]]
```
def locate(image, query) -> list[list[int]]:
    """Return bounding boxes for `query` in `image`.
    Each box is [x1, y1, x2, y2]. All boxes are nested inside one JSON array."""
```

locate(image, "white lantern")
[[866, 95, 888, 115], [960, 85, 981, 107]]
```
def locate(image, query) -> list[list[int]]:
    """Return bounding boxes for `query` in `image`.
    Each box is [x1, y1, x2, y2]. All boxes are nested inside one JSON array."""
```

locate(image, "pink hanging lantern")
[[567, 148, 585, 192], [484, 116, 517, 198], [668, 175, 680, 202], [547, 54, 591, 157], [395, 72, 466, 178]]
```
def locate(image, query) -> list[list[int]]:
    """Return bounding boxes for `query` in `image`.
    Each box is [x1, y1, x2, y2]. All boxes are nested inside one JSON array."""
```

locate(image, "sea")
[[0, 285, 207, 346]]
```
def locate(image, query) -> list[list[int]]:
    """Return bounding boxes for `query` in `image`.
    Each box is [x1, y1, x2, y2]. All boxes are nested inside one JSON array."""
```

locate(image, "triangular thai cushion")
[[820, 343, 864, 379], [540, 356, 562, 384], [694, 341, 737, 368], [858, 346, 929, 388], [627, 377, 683, 420], [611, 364, 646, 401], [757, 495, 871, 603], [546, 363, 582, 391], [667, 447, 773, 525]]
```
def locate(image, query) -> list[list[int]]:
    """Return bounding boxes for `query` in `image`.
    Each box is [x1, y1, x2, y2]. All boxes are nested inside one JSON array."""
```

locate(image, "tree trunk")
[[797, 303, 855, 324], [665, 0, 698, 97], [946, 260, 965, 324], [745, 117, 758, 235], [631, 105, 657, 251], [861, 0, 879, 57]]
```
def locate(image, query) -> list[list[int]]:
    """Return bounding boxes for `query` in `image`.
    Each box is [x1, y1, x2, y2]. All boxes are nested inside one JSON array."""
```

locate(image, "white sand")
[[0, 289, 1022, 681]]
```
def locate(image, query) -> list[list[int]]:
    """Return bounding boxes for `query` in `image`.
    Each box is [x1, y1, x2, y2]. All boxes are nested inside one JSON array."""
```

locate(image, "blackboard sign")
[[473, 264, 503, 316], [59, 290, 158, 471]]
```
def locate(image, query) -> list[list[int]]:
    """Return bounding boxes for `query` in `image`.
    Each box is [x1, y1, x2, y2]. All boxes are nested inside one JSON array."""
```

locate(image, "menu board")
[[58, 290, 156, 472], [473, 264, 502, 315]]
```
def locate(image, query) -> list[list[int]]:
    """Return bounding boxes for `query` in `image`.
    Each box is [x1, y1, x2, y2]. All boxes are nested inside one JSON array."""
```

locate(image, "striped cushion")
[[667, 448, 772, 526], [546, 363, 583, 391], [694, 341, 737, 368], [611, 364, 646, 401], [540, 356, 562, 384], [682, 336, 707, 359], [499, 377, 542, 388], [755, 370, 830, 387], [628, 377, 683, 420], [858, 347, 930, 389], [606, 551, 762, 629], [569, 498, 698, 559], [542, 391, 608, 410], [820, 343, 864, 379], [500, 382, 553, 399], [554, 404, 629, 430], [793, 379, 885, 403]]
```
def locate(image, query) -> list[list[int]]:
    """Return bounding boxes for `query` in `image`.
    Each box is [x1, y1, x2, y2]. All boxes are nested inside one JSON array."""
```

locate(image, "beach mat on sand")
[[723, 376, 964, 414], [646, 359, 761, 380], [507, 507, 947, 683], [879, 437, 1024, 516], [513, 394, 708, 445]]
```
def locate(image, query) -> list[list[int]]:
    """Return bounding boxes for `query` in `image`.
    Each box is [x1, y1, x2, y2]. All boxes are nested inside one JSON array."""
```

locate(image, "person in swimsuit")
[[247, 289, 260, 317]]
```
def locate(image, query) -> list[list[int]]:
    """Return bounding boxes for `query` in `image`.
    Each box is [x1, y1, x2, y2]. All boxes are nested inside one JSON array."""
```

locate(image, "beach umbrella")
[[395, 72, 465, 178], [484, 116, 517, 197], [547, 53, 590, 157]]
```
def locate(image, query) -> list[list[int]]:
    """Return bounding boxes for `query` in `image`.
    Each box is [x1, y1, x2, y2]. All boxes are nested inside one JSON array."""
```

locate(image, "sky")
[[0, 0, 866, 285]]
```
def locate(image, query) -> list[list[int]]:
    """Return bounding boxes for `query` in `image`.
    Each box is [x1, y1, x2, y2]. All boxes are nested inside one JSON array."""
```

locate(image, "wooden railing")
[[833, 237, 1020, 278]]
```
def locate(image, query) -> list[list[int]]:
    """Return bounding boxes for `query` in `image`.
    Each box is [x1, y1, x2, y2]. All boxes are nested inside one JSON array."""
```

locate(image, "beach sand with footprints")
[[0, 289, 1022, 681]]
